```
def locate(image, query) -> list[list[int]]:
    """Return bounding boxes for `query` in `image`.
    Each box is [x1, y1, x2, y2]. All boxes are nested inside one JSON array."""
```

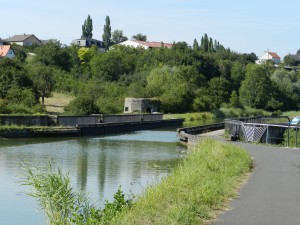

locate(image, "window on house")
[[124, 107, 129, 111]]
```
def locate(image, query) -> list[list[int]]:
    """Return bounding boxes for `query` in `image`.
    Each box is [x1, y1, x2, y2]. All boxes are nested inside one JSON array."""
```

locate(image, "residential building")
[[0, 45, 15, 58], [72, 38, 105, 51], [119, 40, 173, 49], [256, 51, 281, 64], [286, 54, 300, 66], [6, 34, 42, 46]]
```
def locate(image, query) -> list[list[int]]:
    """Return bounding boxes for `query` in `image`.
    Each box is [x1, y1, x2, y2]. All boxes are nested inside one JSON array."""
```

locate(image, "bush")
[[20, 163, 133, 225], [64, 96, 100, 115], [0, 99, 10, 114]]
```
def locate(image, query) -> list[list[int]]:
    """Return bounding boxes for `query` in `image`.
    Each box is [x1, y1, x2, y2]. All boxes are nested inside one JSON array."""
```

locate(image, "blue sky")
[[1, 0, 299, 58]]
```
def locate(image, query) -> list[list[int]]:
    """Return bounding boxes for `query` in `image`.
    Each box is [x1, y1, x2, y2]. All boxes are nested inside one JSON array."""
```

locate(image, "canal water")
[[0, 130, 186, 225]]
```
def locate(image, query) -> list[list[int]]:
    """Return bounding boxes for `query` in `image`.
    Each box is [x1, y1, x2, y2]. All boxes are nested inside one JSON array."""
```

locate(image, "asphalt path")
[[213, 142, 300, 225]]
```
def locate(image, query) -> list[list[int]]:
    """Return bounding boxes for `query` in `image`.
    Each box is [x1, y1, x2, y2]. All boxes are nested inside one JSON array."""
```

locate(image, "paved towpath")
[[213, 142, 300, 225]]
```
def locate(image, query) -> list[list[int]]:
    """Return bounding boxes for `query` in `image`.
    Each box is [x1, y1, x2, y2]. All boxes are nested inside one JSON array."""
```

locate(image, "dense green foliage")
[[111, 139, 252, 225], [82, 14, 93, 38], [1, 31, 300, 115], [102, 16, 112, 50]]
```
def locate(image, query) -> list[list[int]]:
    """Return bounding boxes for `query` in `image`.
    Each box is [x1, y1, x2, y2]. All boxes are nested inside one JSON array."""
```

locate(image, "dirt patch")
[[42, 92, 75, 115]]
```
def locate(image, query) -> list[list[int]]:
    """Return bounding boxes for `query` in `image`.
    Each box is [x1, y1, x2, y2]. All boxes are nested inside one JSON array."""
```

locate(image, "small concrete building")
[[124, 98, 160, 113]]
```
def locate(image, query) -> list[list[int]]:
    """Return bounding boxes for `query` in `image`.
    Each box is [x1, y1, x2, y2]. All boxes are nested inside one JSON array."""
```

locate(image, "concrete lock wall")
[[0, 114, 164, 127], [0, 115, 55, 126], [103, 114, 163, 123]]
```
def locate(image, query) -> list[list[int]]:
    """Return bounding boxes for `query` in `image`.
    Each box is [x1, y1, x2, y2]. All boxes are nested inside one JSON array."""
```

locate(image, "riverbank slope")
[[111, 138, 253, 225]]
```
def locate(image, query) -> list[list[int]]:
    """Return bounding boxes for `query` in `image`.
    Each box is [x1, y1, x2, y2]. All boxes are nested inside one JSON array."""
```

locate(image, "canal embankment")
[[0, 114, 184, 138], [110, 139, 253, 225]]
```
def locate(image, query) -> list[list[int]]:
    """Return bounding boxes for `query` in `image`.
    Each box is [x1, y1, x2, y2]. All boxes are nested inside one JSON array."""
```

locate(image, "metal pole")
[[266, 125, 269, 144], [288, 126, 290, 148], [296, 127, 298, 148]]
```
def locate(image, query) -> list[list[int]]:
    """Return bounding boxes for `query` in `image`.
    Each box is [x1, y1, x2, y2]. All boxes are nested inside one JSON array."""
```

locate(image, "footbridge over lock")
[[225, 116, 300, 147], [177, 116, 300, 148]]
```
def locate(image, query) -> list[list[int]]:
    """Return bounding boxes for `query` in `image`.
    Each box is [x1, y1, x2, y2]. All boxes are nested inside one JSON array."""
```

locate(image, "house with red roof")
[[0, 45, 15, 58], [119, 40, 173, 49], [256, 51, 281, 64]]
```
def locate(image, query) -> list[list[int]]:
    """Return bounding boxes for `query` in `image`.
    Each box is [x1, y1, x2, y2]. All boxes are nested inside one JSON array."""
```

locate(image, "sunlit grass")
[[111, 139, 253, 225]]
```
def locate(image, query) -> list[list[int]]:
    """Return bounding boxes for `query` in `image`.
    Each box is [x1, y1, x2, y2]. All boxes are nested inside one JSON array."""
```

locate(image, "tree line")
[[1, 16, 300, 115]]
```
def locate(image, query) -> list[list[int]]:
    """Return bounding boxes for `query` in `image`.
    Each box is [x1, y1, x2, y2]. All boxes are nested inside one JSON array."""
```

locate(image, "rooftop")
[[268, 51, 280, 59], [0, 45, 12, 57], [6, 34, 41, 43]]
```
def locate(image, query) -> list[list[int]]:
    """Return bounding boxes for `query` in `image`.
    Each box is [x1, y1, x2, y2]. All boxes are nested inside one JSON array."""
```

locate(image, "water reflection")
[[0, 130, 185, 225]]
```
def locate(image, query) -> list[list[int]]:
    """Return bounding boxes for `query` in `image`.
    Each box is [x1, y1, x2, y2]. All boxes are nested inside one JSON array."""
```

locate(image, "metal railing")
[[225, 116, 300, 148]]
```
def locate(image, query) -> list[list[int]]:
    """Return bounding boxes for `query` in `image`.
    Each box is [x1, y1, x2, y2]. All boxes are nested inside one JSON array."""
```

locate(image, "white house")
[[6, 34, 42, 46], [256, 51, 281, 64], [0, 45, 15, 58], [119, 40, 173, 49]]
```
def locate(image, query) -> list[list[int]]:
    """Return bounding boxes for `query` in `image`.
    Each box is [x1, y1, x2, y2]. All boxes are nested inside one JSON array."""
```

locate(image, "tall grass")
[[20, 139, 252, 225], [163, 107, 272, 124], [217, 107, 272, 119], [163, 112, 215, 122], [20, 162, 133, 225], [281, 111, 300, 119], [111, 139, 253, 225]]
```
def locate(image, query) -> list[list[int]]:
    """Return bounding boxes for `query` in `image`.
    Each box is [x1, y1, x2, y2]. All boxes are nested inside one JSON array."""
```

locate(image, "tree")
[[146, 66, 192, 113], [81, 14, 93, 38], [201, 33, 209, 52], [132, 33, 147, 41], [102, 16, 112, 50], [239, 64, 275, 109], [11, 44, 28, 62], [90, 50, 136, 81], [33, 40, 72, 71], [229, 91, 241, 108], [0, 58, 33, 98], [209, 37, 214, 52], [112, 30, 128, 44], [271, 69, 300, 110], [230, 61, 246, 90], [283, 55, 296, 66], [207, 77, 231, 108], [193, 38, 200, 51], [77, 45, 98, 66], [30, 64, 55, 105]]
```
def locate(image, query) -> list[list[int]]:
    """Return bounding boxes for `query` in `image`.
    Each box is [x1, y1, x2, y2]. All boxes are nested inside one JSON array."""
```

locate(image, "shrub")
[[64, 96, 100, 115], [20, 163, 133, 225]]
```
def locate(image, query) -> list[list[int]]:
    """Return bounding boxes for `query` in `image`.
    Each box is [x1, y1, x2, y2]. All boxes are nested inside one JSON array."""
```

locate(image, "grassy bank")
[[0, 125, 73, 132], [163, 108, 272, 126], [111, 139, 253, 225], [281, 110, 300, 119]]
